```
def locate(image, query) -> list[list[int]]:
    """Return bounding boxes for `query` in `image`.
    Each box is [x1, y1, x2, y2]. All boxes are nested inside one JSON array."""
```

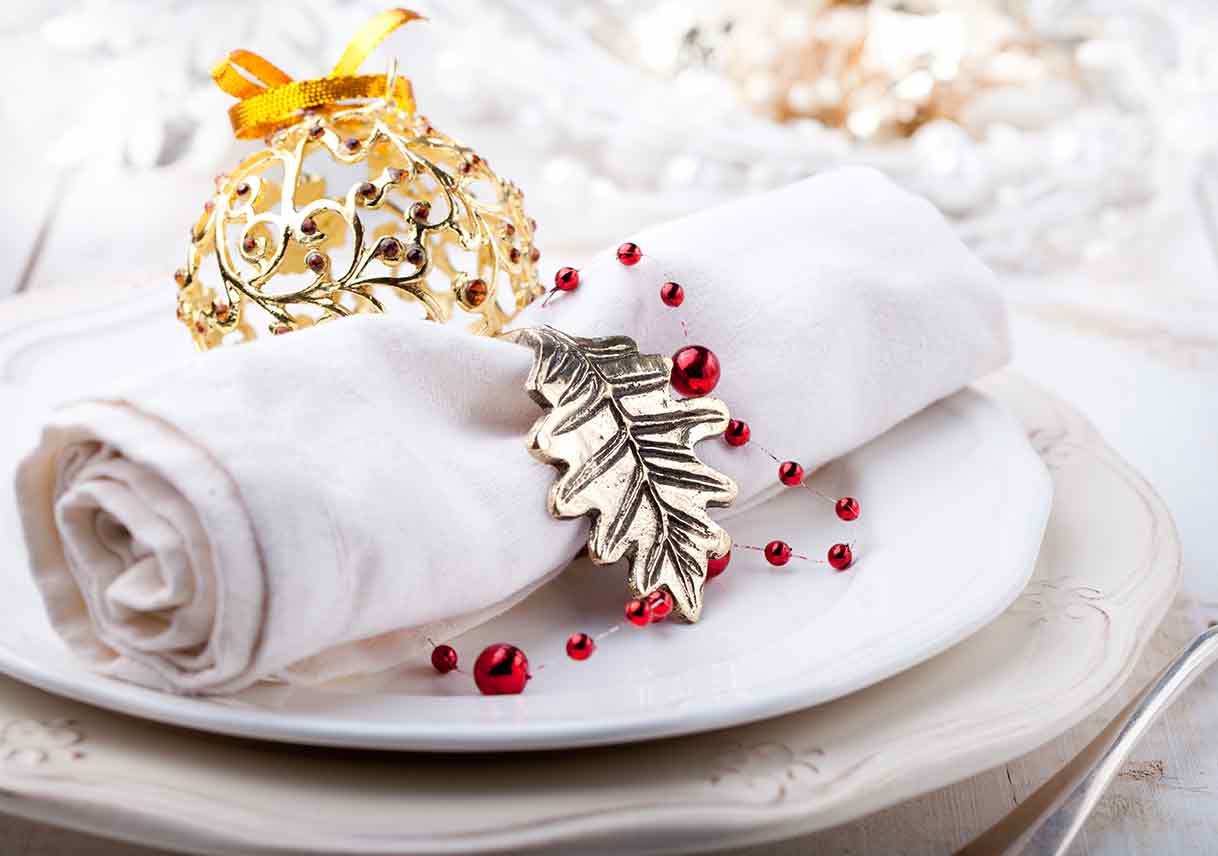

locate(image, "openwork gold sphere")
[[176, 101, 543, 349]]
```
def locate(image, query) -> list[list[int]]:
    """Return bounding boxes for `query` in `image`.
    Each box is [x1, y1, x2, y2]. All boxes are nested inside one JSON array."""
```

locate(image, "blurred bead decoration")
[[683, 0, 1080, 143], [419, 0, 1165, 271], [9, 1, 1198, 272], [529, 0, 1163, 271]]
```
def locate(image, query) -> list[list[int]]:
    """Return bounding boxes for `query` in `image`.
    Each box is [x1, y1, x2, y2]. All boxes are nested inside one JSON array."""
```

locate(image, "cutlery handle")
[[957, 624, 1218, 856]]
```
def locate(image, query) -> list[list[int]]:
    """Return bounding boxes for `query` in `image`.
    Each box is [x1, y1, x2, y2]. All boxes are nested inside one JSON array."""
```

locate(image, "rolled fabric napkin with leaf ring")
[[15, 168, 1009, 694]]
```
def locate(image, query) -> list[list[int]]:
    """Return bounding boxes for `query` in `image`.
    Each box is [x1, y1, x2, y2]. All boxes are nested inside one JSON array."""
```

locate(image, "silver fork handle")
[[957, 624, 1218, 856]]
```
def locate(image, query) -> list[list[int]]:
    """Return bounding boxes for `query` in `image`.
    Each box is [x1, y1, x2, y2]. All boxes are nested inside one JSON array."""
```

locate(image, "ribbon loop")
[[331, 8, 424, 78], [211, 50, 294, 99], [213, 7, 424, 140]]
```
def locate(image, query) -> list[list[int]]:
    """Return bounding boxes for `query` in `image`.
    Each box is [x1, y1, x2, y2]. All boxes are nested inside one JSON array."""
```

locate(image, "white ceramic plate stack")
[[0, 286, 1181, 854]]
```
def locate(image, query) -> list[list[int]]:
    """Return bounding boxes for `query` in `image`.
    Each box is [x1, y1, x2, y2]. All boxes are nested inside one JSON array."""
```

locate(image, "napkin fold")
[[15, 168, 1009, 694]]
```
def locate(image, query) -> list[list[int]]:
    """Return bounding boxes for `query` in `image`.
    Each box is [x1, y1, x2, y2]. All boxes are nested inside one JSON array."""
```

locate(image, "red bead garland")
[[764, 540, 792, 566], [828, 543, 853, 570], [835, 496, 860, 521], [724, 419, 750, 447], [428, 241, 871, 692], [625, 598, 652, 626], [555, 266, 580, 291], [660, 281, 684, 307], [616, 242, 642, 266], [473, 643, 531, 695], [670, 345, 721, 397], [430, 644, 458, 674], [778, 461, 804, 486], [707, 549, 732, 579], [566, 632, 596, 661]]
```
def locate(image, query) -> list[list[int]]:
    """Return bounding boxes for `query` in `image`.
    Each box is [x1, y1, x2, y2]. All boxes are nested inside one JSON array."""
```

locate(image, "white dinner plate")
[[0, 371, 1180, 855], [0, 287, 1052, 751]]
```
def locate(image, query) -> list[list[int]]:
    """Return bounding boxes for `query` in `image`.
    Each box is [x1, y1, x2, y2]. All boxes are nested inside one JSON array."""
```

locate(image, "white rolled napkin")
[[16, 168, 1008, 694]]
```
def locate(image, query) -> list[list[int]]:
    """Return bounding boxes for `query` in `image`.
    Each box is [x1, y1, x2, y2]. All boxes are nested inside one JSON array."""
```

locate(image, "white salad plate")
[[0, 287, 1053, 752], [0, 361, 1180, 854]]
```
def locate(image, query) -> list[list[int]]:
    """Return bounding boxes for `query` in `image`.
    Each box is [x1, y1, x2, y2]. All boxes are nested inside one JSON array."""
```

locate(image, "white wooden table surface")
[[1, 159, 1215, 854]]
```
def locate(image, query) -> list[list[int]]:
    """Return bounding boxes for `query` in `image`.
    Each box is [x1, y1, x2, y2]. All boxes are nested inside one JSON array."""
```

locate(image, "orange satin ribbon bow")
[[211, 8, 422, 140]]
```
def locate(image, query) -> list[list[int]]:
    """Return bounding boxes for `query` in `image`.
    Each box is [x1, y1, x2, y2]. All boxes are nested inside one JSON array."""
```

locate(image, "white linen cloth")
[[15, 168, 1009, 694]]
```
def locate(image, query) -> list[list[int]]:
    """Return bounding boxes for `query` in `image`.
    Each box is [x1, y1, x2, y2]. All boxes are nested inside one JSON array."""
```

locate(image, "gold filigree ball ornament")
[[175, 9, 544, 349]]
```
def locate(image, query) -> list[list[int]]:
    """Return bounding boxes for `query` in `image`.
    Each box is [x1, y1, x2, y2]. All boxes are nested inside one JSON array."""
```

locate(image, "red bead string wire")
[[733, 542, 820, 563], [753, 441, 836, 504], [434, 241, 865, 693], [725, 437, 864, 566]]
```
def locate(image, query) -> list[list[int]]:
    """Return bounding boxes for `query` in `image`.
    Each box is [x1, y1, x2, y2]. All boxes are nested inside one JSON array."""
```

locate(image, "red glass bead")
[[707, 550, 731, 579], [212, 300, 230, 321], [388, 167, 407, 182], [242, 236, 258, 253], [660, 281, 684, 307], [828, 543, 853, 571], [835, 496, 860, 521], [765, 540, 792, 566], [509, 247, 521, 263], [647, 590, 674, 622], [670, 345, 721, 397], [566, 632, 596, 661], [616, 242, 642, 266], [410, 201, 430, 223], [778, 461, 804, 486], [173, 268, 186, 287], [203, 200, 214, 214], [473, 643, 531, 695], [308, 124, 324, 139], [235, 181, 250, 197], [625, 598, 652, 626], [529, 247, 541, 263], [724, 419, 750, 447], [299, 217, 318, 236], [271, 322, 291, 335], [343, 137, 360, 152], [358, 181, 376, 199], [430, 644, 458, 674], [555, 266, 580, 291]]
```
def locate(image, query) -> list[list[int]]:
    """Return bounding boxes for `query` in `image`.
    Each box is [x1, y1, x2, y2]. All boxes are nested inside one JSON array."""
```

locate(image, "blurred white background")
[[4, 0, 1218, 291]]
